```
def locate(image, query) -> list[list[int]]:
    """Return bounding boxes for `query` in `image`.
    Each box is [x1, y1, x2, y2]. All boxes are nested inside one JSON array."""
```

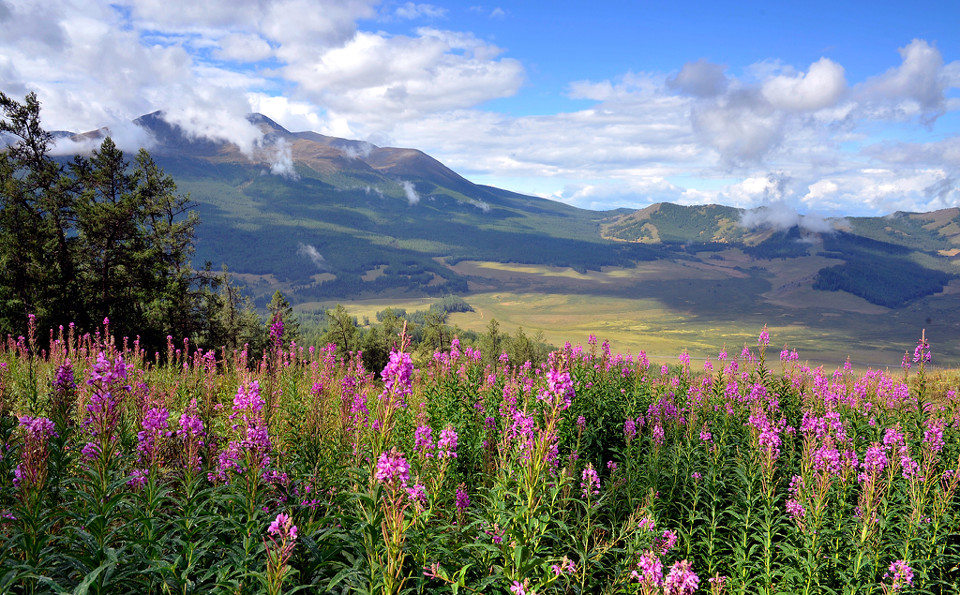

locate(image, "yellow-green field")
[[300, 291, 948, 369]]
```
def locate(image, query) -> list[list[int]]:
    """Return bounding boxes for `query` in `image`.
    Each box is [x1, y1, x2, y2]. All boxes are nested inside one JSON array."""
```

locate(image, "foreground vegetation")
[[1, 315, 959, 594]]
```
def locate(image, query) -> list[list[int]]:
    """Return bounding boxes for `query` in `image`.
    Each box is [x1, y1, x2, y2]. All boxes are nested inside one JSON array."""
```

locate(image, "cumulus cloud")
[[857, 39, 949, 122], [553, 177, 685, 210], [401, 180, 420, 204], [691, 89, 784, 165], [761, 57, 846, 111], [282, 28, 524, 130], [803, 179, 839, 204], [0, 0, 521, 154]]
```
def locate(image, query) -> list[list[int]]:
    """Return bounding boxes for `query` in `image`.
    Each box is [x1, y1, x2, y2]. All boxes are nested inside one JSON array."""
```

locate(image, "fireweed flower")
[[437, 427, 458, 459], [414, 425, 435, 458], [654, 529, 678, 554], [83, 352, 130, 459], [178, 398, 206, 472], [381, 350, 414, 408], [14, 416, 57, 492], [269, 314, 284, 346], [913, 338, 931, 364], [631, 551, 663, 587], [664, 560, 699, 595], [544, 359, 575, 410], [52, 360, 77, 416], [624, 418, 637, 442], [265, 512, 298, 591], [924, 418, 946, 454], [455, 483, 470, 514], [129, 406, 172, 487], [883, 560, 914, 592], [581, 463, 600, 498], [212, 382, 272, 483], [551, 556, 576, 576], [406, 482, 427, 507], [268, 512, 298, 542], [758, 327, 770, 347], [375, 448, 410, 487], [637, 516, 656, 532]]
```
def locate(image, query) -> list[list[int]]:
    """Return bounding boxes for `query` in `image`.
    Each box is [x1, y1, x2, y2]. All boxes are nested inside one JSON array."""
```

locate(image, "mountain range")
[[54, 112, 960, 360]]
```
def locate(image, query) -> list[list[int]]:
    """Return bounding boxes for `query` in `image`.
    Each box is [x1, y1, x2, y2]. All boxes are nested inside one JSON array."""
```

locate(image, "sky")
[[2, 0, 960, 215]]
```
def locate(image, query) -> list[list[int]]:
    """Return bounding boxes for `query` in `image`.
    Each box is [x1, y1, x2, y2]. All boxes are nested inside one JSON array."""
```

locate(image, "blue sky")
[[2, 0, 959, 215]]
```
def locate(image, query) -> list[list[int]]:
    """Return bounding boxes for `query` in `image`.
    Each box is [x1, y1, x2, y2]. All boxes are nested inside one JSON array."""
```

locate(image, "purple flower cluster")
[[551, 557, 576, 576], [14, 416, 57, 491], [544, 364, 575, 410], [53, 359, 76, 393], [178, 399, 206, 471], [437, 427, 458, 459], [654, 529, 678, 555], [406, 482, 427, 507], [212, 382, 272, 483], [913, 337, 931, 364], [414, 425, 434, 458], [375, 448, 411, 487], [266, 511, 298, 572], [83, 352, 130, 461], [381, 350, 414, 407], [631, 551, 663, 587], [129, 406, 172, 487], [631, 549, 698, 595], [269, 314, 284, 345], [884, 559, 914, 592], [455, 483, 470, 514], [581, 463, 600, 498], [664, 559, 700, 595], [268, 512, 298, 542]]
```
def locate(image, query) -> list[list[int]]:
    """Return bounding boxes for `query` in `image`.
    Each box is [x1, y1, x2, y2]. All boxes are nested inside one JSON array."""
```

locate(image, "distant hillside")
[[601, 202, 746, 244], [58, 113, 960, 311]]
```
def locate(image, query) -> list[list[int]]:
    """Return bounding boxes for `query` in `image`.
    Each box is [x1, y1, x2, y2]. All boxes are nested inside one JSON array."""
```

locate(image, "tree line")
[[0, 92, 273, 351]]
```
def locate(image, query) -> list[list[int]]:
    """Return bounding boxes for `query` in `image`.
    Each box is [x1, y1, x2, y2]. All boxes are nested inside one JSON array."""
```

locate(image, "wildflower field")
[[2, 318, 959, 595]]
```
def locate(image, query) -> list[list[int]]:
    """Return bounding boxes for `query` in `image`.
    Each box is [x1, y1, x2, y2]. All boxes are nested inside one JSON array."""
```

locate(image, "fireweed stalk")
[[264, 512, 298, 595], [13, 416, 58, 574], [491, 351, 576, 589]]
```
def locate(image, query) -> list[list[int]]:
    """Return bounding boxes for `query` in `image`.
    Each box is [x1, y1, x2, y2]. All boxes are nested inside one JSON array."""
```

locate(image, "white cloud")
[[856, 39, 954, 122], [761, 57, 846, 112], [691, 89, 784, 165], [269, 138, 298, 178], [297, 243, 327, 269], [803, 179, 839, 203], [282, 28, 524, 129], [401, 180, 420, 204], [395, 2, 447, 19]]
